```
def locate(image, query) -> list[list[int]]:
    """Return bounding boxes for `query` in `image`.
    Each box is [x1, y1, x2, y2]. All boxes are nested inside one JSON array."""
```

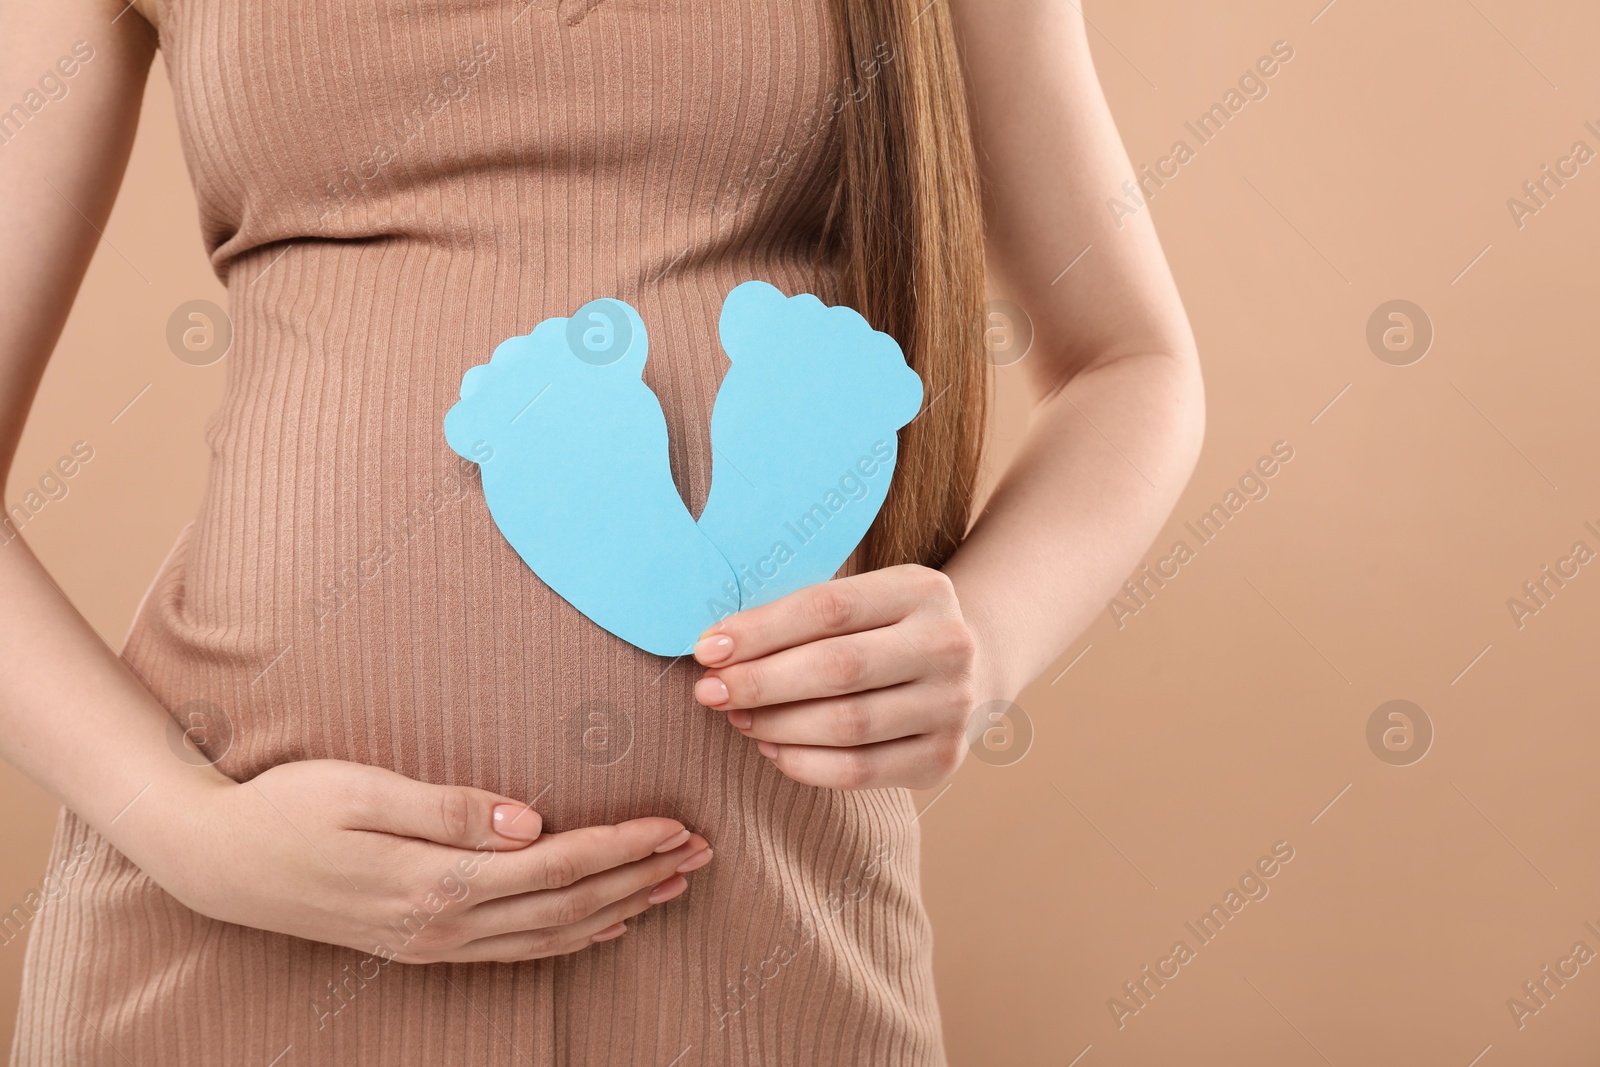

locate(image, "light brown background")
[[5, 1, 1599, 1063]]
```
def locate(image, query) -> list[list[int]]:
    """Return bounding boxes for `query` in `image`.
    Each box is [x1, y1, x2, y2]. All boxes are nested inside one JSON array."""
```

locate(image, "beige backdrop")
[[5, 1, 1599, 1063]]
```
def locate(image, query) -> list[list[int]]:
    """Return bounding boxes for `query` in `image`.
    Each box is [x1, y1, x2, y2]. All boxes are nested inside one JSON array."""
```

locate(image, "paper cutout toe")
[[443, 299, 737, 656], [697, 281, 924, 610], [445, 284, 923, 655]]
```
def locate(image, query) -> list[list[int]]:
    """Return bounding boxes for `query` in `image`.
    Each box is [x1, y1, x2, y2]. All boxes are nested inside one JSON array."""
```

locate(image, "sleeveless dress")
[[9, 1, 946, 1064]]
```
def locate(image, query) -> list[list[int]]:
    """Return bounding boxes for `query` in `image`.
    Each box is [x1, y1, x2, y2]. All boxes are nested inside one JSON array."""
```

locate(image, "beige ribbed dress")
[[9, 1, 946, 1063]]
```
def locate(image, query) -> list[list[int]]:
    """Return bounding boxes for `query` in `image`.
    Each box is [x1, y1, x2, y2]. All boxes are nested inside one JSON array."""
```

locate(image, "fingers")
[[454, 835, 710, 942], [756, 731, 968, 791], [471, 817, 693, 902], [693, 565, 950, 666], [727, 682, 959, 747], [690, 567, 980, 793], [397, 840, 713, 965], [695, 624, 928, 711], [338, 764, 546, 850], [431, 873, 690, 964]]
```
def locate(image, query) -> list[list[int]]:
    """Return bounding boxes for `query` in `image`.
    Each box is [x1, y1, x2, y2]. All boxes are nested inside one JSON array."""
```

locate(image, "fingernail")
[[676, 847, 713, 874], [756, 741, 779, 759], [591, 922, 627, 942], [694, 634, 735, 665], [727, 709, 752, 730], [695, 677, 730, 707], [653, 828, 692, 853], [492, 804, 540, 841], [648, 875, 688, 904]]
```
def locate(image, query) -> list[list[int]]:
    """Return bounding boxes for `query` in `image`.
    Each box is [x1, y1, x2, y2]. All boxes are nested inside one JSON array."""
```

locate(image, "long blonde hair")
[[824, 0, 988, 572]]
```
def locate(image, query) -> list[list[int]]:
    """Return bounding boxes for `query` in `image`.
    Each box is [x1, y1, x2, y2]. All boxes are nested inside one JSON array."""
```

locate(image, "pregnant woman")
[[1, 0, 1202, 1063]]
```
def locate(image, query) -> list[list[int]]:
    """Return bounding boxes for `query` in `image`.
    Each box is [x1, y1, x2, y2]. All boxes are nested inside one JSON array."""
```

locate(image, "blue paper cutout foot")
[[443, 299, 737, 656], [698, 281, 924, 610], [445, 284, 924, 655]]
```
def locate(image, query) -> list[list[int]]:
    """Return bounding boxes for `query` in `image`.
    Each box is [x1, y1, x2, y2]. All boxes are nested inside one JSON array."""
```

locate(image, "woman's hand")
[[691, 564, 981, 790], [133, 759, 711, 964]]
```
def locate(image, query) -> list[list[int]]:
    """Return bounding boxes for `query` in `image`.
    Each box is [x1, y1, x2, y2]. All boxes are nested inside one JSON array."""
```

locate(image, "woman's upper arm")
[[0, 0, 155, 474], [949, 0, 1198, 392]]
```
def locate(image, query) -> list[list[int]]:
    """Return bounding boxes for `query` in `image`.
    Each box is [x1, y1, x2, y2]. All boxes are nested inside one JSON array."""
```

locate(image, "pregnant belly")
[[122, 493, 737, 837]]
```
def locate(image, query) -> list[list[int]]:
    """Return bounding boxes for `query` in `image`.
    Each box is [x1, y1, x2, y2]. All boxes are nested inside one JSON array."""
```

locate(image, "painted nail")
[[756, 741, 779, 759], [676, 847, 714, 874], [653, 828, 692, 853], [727, 709, 753, 730], [492, 804, 540, 841], [591, 922, 627, 942], [694, 677, 730, 707], [648, 875, 689, 904], [694, 634, 735, 666]]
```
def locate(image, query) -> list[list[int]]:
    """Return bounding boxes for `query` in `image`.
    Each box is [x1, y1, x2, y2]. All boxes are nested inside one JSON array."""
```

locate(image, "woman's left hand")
[[691, 564, 982, 790]]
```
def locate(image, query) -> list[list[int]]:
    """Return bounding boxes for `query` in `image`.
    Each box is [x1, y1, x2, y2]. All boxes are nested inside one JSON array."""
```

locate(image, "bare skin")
[[0, 0, 1200, 962], [692, 1, 1205, 789], [0, 0, 709, 966]]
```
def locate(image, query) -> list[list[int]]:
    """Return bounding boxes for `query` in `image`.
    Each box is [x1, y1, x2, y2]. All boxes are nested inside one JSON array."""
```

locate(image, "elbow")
[[1168, 340, 1206, 487]]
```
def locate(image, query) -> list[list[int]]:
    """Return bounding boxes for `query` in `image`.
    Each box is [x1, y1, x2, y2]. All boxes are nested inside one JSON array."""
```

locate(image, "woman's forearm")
[[687, 346, 1204, 791], [0, 538, 230, 851], [942, 1, 1209, 703], [945, 349, 1205, 703], [0, 0, 221, 860]]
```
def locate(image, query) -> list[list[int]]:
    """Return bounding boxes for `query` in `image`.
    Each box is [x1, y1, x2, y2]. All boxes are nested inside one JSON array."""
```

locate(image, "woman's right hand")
[[133, 759, 711, 964], [0, 0, 711, 973]]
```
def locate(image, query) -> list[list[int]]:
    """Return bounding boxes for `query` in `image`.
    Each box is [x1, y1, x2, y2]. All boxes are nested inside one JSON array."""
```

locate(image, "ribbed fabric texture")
[[9, 1, 945, 1064]]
